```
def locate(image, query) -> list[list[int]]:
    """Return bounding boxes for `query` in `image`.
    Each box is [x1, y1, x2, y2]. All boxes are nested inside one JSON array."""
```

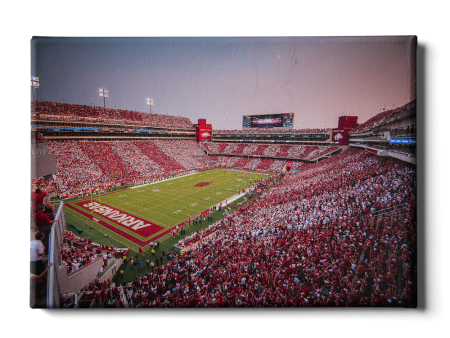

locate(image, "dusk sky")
[[31, 36, 415, 130]]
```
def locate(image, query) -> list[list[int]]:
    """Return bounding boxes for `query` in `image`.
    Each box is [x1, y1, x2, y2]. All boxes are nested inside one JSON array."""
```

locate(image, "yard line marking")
[[89, 170, 266, 227]]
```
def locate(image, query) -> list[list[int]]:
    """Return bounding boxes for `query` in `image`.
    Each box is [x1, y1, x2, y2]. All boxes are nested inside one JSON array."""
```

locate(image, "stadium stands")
[[78, 279, 125, 308], [203, 142, 339, 161], [352, 100, 416, 133], [62, 231, 120, 275], [213, 128, 329, 134], [31, 99, 416, 308], [119, 148, 416, 307], [154, 140, 214, 169], [32, 100, 194, 129], [46, 140, 215, 197], [133, 141, 184, 172]]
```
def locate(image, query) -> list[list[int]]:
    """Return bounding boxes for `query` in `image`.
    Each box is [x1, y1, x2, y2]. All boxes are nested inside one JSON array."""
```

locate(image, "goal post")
[[88, 181, 102, 220]]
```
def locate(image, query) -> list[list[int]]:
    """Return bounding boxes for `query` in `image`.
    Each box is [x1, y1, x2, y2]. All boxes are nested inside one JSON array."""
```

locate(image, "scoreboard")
[[243, 113, 294, 129]]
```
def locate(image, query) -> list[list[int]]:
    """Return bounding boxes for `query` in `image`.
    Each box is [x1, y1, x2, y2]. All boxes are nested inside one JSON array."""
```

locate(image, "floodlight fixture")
[[99, 88, 108, 107], [31, 76, 39, 101], [147, 98, 153, 113]]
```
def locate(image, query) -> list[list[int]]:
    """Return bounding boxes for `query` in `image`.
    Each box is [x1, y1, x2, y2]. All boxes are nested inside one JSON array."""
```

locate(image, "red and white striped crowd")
[[121, 148, 416, 307]]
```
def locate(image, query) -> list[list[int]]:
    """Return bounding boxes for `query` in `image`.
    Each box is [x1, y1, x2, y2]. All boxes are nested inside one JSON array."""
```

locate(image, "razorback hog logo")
[[334, 133, 343, 141], [201, 132, 211, 137], [195, 182, 212, 187]]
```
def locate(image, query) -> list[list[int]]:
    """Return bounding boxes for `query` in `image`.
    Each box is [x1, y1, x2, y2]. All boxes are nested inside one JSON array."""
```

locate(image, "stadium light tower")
[[99, 88, 108, 108], [147, 98, 153, 113], [31, 76, 39, 101]]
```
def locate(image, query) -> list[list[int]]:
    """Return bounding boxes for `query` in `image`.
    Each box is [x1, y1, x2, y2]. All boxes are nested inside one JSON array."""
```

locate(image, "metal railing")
[[46, 200, 67, 308], [372, 203, 410, 218]]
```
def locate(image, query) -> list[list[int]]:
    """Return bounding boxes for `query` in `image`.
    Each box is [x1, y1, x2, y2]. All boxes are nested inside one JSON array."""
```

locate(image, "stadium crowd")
[[214, 156, 285, 172], [45, 140, 214, 198], [154, 140, 214, 169], [203, 142, 338, 161], [78, 278, 125, 308], [116, 148, 415, 307], [32, 100, 194, 129], [31, 96, 416, 308], [352, 100, 416, 133], [62, 232, 118, 274], [213, 128, 330, 134]]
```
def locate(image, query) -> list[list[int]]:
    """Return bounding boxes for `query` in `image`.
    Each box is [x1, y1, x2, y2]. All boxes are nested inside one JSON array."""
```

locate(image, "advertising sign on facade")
[[390, 138, 416, 144]]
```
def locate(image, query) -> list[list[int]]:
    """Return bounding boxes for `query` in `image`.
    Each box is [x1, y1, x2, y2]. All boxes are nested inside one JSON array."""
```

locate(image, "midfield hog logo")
[[195, 182, 212, 187], [201, 132, 211, 138]]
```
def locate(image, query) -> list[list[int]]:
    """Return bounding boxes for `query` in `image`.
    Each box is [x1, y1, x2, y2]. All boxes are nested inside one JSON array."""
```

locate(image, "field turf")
[[65, 169, 268, 250]]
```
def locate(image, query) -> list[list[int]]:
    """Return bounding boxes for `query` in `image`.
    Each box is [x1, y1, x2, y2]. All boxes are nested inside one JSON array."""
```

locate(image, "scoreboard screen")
[[243, 113, 294, 129]]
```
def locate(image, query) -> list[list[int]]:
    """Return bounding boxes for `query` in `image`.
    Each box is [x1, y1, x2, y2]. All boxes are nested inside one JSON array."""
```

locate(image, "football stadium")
[[30, 36, 417, 308]]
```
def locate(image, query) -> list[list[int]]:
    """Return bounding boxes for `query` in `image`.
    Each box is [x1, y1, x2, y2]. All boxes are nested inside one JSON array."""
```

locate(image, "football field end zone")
[[65, 203, 150, 246], [73, 200, 164, 238], [65, 201, 211, 248]]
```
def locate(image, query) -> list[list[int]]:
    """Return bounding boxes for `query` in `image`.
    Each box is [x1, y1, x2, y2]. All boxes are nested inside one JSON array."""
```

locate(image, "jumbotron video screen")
[[243, 113, 294, 129]]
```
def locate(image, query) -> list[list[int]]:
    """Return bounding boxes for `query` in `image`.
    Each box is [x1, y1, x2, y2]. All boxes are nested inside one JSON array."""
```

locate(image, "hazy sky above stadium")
[[31, 36, 415, 130]]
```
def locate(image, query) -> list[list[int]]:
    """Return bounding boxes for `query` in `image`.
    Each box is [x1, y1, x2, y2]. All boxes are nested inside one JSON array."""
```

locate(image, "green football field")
[[66, 169, 270, 249], [95, 169, 267, 227]]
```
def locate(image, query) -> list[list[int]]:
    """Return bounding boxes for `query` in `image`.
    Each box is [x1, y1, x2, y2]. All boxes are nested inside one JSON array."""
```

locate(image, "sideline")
[[129, 170, 199, 189]]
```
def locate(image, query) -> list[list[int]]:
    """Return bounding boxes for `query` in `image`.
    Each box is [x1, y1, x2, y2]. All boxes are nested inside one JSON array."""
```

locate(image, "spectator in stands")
[[30, 231, 46, 277], [62, 297, 75, 308], [33, 203, 57, 255], [31, 181, 53, 212], [30, 262, 53, 308], [43, 195, 55, 220], [32, 100, 194, 129]]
